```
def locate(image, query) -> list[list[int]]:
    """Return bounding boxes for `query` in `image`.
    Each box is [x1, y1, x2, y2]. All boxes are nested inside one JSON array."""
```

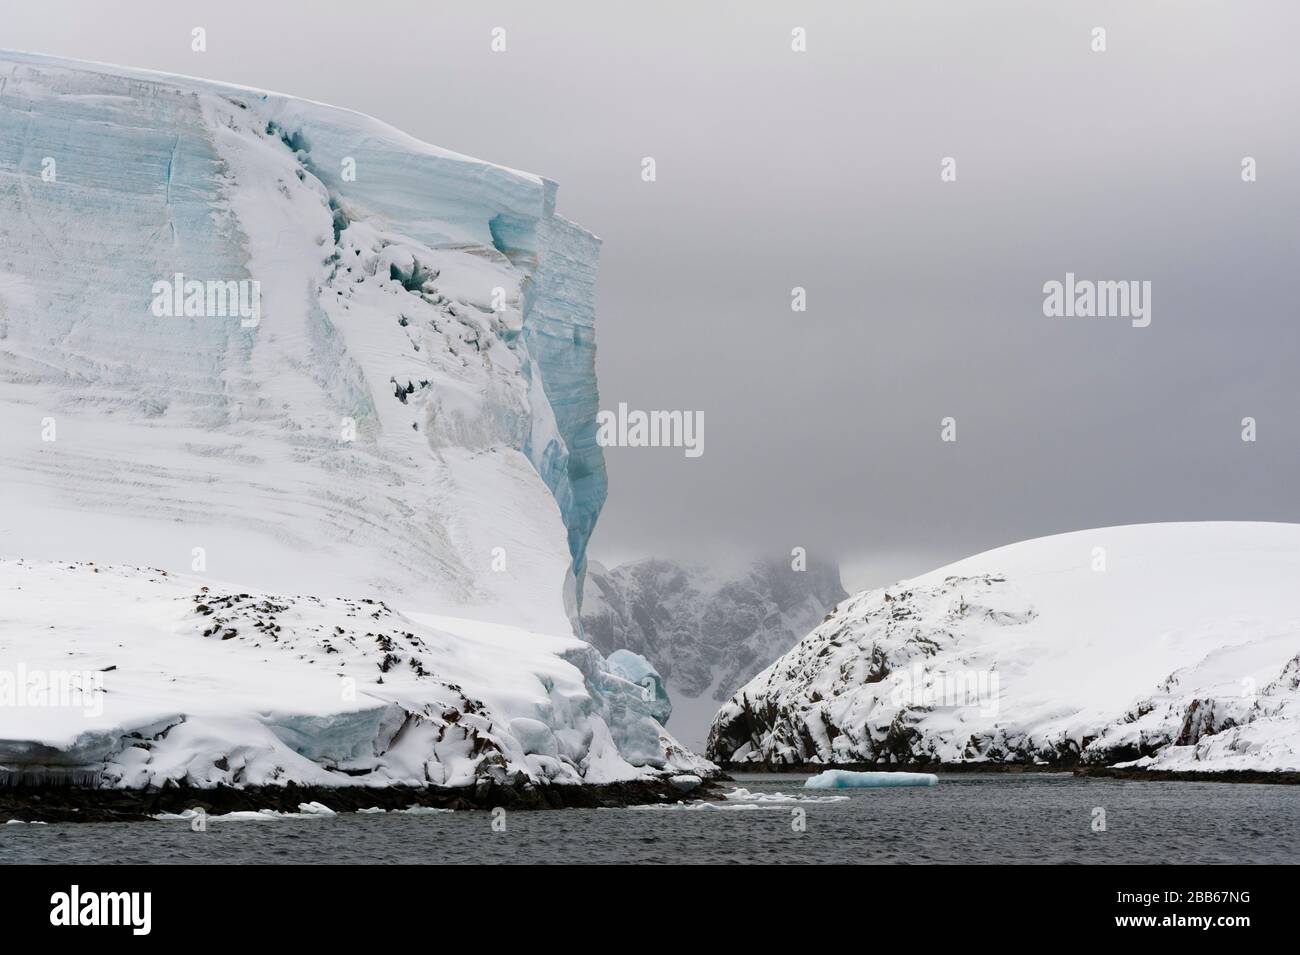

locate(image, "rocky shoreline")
[[0, 777, 723, 824], [1071, 766, 1300, 785], [719, 762, 1300, 784]]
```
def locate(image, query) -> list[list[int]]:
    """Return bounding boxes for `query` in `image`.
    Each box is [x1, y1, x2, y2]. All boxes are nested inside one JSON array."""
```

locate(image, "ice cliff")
[[0, 52, 704, 789], [708, 523, 1300, 774], [0, 50, 603, 630]]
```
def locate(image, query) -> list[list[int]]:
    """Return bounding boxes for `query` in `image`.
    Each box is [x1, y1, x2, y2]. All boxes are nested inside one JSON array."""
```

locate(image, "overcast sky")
[[8, 1, 1299, 591]]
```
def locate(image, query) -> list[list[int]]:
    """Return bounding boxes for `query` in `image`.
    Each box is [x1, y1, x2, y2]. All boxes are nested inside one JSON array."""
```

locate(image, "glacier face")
[[0, 51, 605, 631], [708, 523, 1300, 773], [0, 52, 704, 790]]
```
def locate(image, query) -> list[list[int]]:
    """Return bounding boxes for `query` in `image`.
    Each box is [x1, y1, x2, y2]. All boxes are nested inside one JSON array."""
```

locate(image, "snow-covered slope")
[[0, 52, 707, 789], [708, 524, 1300, 773], [0, 560, 707, 787], [0, 50, 604, 633], [583, 556, 846, 748]]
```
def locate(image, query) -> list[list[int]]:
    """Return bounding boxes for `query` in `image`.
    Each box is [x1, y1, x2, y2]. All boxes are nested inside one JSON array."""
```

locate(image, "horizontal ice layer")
[[709, 522, 1300, 773], [0, 50, 606, 630]]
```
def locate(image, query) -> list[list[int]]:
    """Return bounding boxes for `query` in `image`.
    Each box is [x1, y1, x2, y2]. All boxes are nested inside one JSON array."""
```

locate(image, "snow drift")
[[708, 523, 1300, 773]]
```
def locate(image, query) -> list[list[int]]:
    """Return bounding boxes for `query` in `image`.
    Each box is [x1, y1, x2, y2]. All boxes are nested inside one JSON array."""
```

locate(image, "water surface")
[[2, 773, 1295, 864]]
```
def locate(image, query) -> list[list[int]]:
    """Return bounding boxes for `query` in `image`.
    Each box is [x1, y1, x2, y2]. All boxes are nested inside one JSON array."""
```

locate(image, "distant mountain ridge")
[[582, 556, 847, 706]]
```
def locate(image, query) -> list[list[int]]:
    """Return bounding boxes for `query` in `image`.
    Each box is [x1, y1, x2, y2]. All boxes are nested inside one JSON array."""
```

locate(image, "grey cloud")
[[10, 0, 1299, 591]]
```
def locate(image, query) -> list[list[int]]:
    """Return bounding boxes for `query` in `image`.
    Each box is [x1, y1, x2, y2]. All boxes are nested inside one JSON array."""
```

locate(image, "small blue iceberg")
[[804, 769, 939, 789]]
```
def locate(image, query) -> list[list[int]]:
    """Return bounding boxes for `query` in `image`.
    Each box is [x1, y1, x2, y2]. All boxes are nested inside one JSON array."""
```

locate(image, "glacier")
[[0, 50, 603, 629], [0, 51, 707, 792], [708, 523, 1300, 774]]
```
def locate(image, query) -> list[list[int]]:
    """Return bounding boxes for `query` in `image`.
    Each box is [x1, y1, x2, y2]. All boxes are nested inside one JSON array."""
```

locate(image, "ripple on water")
[[1, 774, 1296, 864]]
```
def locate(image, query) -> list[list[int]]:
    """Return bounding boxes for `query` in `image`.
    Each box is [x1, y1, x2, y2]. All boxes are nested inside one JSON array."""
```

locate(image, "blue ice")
[[804, 769, 939, 789]]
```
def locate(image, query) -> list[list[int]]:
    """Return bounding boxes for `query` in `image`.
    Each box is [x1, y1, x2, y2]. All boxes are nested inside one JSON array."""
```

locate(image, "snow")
[[709, 523, 1300, 774], [804, 770, 939, 789], [0, 560, 712, 787]]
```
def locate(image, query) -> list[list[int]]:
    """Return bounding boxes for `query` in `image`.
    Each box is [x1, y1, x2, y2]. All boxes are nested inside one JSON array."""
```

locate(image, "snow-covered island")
[[0, 51, 711, 813], [708, 523, 1300, 776]]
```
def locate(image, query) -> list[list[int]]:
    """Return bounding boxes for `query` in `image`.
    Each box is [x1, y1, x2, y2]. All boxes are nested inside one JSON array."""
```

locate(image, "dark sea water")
[[2, 773, 1297, 864]]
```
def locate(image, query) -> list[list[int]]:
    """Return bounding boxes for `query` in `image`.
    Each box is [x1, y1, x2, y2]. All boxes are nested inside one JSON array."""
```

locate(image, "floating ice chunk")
[[804, 770, 939, 789], [630, 801, 786, 811], [396, 806, 454, 815], [724, 787, 848, 803], [155, 807, 338, 821]]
